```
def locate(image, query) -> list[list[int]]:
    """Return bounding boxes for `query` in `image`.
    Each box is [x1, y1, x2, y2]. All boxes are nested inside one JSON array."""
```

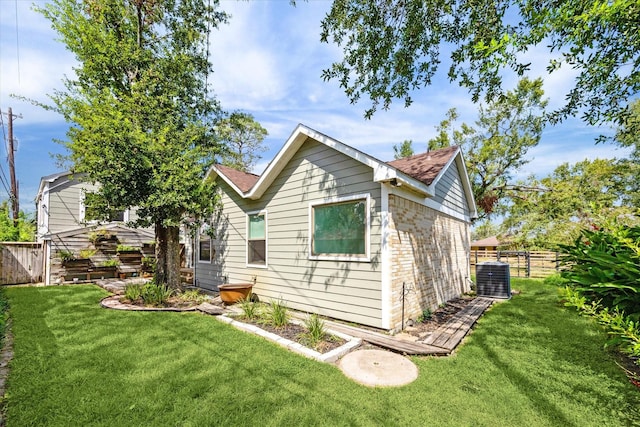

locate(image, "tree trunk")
[[155, 222, 182, 290]]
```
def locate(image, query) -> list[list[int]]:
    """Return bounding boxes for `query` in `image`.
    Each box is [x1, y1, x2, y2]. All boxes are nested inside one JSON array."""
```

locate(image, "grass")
[[3, 279, 639, 426]]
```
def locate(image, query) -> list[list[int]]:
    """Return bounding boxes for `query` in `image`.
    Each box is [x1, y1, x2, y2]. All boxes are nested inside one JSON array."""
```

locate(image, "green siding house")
[[196, 124, 477, 331]]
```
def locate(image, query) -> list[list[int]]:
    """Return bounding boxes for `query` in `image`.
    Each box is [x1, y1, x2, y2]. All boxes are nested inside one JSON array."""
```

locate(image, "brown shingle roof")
[[215, 165, 260, 193], [386, 145, 459, 186]]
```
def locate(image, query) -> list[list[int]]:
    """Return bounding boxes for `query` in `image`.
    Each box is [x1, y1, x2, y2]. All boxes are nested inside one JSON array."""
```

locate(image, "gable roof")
[[471, 236, 501, 247], [206, 124, 477, 218], [386, 146, 459, 186], [214, 165, 260, 193]]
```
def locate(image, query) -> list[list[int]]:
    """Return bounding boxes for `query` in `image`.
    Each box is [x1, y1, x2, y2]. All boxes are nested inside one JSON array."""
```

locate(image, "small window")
[[247, 211, 266, 267], [198, 234, 211, 263], [310, 195, 369, 261]]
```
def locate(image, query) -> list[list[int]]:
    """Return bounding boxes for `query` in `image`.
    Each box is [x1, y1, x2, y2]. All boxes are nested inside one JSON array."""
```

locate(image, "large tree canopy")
[[428, 78, 547, 218], [39, 0, 228, 288], [320, 0, 639, 127]]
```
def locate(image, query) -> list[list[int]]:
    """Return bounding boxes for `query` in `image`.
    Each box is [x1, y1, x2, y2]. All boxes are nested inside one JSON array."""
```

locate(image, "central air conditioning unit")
[[476, 262, 511, 299]]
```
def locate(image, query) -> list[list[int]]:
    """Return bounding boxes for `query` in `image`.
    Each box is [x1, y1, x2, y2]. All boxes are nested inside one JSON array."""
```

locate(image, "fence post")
[[526, 252, 531, 278], [555, 251, 559, 271]]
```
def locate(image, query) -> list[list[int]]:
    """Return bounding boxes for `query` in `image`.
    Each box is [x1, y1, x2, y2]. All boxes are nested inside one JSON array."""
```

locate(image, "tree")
[[392, 139, 414, 159], [471, 219, 499, 242], [320, 0, 639, 127], [38, 0, 229, 289], [428, 78, 547, 218], [501, 158, 638, 249], [0, 201, 35, 242], [614, 99, 640, 206], [217, 111, 268, 172]]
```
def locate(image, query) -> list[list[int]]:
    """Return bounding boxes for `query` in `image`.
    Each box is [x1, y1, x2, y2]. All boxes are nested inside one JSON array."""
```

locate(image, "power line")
[[14, 0, 21, 85]]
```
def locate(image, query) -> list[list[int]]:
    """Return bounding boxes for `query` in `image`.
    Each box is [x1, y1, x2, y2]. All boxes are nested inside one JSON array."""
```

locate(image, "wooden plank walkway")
[[325, 321, 450, 356], [423, 297, 494, 351], [322, 297, 494, 355]]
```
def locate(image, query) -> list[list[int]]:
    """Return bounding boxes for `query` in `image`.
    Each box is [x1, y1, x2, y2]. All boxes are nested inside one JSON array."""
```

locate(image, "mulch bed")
[[233, 317, 347, 354]]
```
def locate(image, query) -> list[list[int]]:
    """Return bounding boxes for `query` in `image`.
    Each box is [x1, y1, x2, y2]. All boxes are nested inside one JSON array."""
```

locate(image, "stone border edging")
[[99, 295, 362, 364], [216, 315, 362, 363]]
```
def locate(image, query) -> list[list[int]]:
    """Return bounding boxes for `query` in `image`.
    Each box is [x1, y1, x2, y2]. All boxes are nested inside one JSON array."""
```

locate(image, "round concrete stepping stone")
[[338, 349, 418, 387]]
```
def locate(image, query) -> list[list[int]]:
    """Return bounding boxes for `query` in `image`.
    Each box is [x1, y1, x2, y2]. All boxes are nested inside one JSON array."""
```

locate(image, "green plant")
[[100, 258, 120, 267], [78, 248, 97, 259], [417, 309, 432, 323], [238, 297, 261, 321], [302, 313, 327, 348], [558, 222, 640, 319], [124, 283, 142, 302], [141, 256, 156, 269], [140, 281, 172, 306], [544, 273, 569, 287], [88, 229, 114, 244], [58, 250, 75, 261], [179, 290, 205, 305], [117, 245, 138, 252], [267, 299, 289, 328]]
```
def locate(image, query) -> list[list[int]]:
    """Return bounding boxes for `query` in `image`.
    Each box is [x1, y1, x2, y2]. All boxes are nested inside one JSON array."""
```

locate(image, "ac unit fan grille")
[[476, 262, 511, 299]]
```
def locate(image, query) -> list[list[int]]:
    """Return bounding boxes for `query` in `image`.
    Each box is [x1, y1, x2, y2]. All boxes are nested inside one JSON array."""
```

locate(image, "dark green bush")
[[559, 223, 640, 319]]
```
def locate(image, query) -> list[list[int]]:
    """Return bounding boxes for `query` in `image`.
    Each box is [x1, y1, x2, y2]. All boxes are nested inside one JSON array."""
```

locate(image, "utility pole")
[[5, 107, 21, 224]]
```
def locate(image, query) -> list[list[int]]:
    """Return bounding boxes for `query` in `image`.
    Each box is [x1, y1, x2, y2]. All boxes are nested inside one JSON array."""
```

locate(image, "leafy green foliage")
[[320, 0, 639, 128], [36, 0, 230, 288], [560, 286, 640, 362], [140, 281, 173, 306], [0, 201, 35, 242], [123, 283, 143, 302], [392, 139, 414, 159], [217, 111, 268, 172], [502, 158, 638, 248], [178, 289, 205, 305], [267, 299, 289, 328], [301, 313, 327, 348], [559, 223, 640, 319], [57, 249, 75, 261], [427, 78, 547, 218], [238, 297, 261, 321]]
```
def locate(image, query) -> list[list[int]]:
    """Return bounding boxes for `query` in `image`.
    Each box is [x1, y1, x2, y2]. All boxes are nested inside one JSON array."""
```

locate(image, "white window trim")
[[79, 188, 131, 224], [308, 193, 371, 262], [197, 227, 212, 264], [246, 209, 268, 269]]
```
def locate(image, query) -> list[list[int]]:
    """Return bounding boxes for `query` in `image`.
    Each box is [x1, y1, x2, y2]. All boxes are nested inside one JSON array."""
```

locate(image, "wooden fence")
[[470, 250, 560, 278], [0, 242, 44, 285]]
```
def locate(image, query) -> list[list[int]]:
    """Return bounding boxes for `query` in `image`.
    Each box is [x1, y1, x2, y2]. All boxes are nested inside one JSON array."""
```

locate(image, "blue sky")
[[0, 0, 630, 213]]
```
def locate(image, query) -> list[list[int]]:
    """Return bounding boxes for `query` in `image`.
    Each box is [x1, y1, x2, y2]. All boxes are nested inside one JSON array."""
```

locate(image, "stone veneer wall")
[[388, 194, 471, 331]]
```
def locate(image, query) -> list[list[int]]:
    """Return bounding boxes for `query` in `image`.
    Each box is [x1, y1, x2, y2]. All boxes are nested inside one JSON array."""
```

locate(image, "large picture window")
[[247, 211, 267, 267], [310, 195, 369, 260]]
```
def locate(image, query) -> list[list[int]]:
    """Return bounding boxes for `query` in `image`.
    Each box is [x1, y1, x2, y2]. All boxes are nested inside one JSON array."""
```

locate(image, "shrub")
[[140, 281, 172, 306], [558, 223, 640, 319], [124, 283, 143, 302], [417, 309, 432, 323]]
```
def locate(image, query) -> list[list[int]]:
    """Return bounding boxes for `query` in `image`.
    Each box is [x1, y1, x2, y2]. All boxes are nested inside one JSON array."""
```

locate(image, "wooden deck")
[[324, 297, 495, 355]]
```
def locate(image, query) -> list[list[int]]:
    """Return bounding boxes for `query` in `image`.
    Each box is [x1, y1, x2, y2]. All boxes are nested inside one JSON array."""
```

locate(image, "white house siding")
[[388, 193, 471, 331], [433, 163, 470, 216], [197, 138, 384, 327]]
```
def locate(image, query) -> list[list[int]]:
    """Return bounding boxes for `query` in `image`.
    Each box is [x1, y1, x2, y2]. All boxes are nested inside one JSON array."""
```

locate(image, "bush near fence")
[[470, 250, 560, 278]]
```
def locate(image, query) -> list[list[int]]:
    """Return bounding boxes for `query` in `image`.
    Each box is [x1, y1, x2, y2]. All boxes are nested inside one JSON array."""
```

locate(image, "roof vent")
[[476, 262, 511, 299]]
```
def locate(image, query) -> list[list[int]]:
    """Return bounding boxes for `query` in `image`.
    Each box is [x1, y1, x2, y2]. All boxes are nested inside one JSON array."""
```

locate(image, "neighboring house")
[[36, 171, 154, 285], [196, 124, 477, 331], [470, 236, 501, 251]]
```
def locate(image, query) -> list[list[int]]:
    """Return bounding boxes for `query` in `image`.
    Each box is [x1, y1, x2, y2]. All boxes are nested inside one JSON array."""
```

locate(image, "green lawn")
[[4, 279, 639, 426]]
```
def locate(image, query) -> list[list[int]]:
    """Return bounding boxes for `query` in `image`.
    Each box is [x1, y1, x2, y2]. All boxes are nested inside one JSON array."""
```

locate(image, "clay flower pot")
[[218, 283, 253, 304]]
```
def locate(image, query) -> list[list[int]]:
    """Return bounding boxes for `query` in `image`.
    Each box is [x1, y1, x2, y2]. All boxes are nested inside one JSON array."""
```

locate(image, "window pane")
[[249, 214, 265, 239], [313, 200, 366, 255], [248, 240, 265, 264], [199, 235, 211, 261]]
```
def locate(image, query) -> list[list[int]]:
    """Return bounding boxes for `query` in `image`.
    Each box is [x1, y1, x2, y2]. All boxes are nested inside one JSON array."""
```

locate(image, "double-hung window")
[[247, 211, 267, 267], [310, 194, 370, 261]]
